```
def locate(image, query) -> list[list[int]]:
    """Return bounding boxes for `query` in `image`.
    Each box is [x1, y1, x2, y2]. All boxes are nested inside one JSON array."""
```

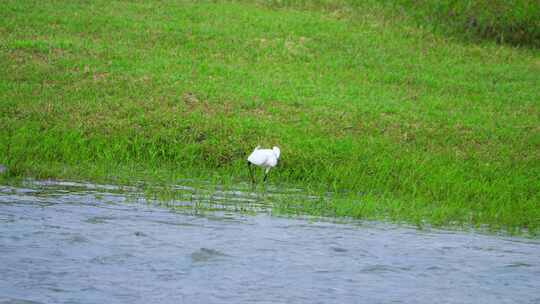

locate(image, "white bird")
[[247, 146, 280, 183]]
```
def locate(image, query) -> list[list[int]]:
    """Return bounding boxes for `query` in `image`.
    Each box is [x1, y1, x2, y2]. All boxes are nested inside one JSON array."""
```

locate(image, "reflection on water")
[[1, 180, 539, 304]]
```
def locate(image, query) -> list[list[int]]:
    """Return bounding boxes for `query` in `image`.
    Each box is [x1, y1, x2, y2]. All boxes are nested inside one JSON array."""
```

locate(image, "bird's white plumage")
[[247, 146, 280, 173]]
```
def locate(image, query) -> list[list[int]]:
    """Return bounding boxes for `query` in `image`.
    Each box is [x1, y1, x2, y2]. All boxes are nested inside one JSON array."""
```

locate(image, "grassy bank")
[[371, 0, 540, 48], [1, 0, 539, 233]]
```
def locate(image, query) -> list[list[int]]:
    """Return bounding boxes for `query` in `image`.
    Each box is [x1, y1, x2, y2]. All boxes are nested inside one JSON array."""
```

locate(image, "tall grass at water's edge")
[[0, 0, 539, 234]]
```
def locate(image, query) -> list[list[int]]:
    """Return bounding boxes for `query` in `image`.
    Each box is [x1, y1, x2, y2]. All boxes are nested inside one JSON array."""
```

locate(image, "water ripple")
[[0, 180, 538, 304]]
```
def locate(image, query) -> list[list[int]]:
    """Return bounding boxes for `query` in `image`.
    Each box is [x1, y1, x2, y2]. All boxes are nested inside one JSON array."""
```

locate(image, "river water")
[[1, 180, 539, 304]]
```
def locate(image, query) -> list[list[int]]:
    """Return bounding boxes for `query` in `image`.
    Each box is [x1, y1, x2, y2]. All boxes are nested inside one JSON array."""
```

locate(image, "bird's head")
[[272, 146, 280, 159]]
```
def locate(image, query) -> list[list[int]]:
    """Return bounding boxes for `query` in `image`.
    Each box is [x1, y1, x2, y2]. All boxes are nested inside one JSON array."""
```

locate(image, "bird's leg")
[[263, 167, 270, 183], [247, 161, 255, 184]]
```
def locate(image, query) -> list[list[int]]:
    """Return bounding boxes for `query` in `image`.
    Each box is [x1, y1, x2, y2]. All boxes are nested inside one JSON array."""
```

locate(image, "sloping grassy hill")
[[1, 1, 539, 233]]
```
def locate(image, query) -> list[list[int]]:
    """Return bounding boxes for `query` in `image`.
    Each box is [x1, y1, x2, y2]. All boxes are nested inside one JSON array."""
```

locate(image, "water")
[[1, 181, 539, 304]]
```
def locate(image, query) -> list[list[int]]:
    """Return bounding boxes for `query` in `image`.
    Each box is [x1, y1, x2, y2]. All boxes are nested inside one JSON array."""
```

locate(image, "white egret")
[[247, 146, 280, 183]]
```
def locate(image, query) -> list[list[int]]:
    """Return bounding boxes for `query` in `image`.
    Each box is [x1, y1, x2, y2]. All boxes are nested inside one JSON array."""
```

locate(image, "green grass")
[[0, 0, 539, 234], [389, 0, 540, 48]]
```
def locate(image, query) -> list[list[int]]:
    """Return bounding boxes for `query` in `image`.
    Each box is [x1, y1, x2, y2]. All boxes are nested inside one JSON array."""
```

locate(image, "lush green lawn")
[[1, 1, 539, 233]]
